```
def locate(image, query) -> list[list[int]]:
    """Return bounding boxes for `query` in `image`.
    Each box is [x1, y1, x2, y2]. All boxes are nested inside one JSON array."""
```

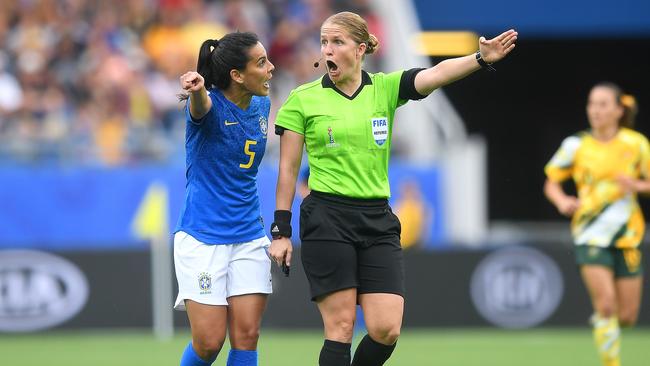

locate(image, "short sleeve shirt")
[[275, 70, 409, 199], [544, 128, 650, 248], [175, 89, 270, 244]]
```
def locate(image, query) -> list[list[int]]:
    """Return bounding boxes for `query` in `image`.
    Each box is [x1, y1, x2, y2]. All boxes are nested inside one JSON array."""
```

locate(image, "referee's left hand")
[[478, 29, 518, 64], [269, 237, 293, 268]]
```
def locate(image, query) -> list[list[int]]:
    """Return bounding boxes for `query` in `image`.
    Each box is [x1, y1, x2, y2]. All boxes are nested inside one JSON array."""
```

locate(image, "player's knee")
[[231, 327, 261, 349], [618, 311, 638, 327], [193, 336, 225, 357]]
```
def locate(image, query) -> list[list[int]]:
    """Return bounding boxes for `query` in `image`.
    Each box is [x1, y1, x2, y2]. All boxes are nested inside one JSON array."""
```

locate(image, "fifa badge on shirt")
[[326, 126, 339, 148], [198, 272, 212, 294], [371, 117, 388, 146], [259, 115, 268, 136]]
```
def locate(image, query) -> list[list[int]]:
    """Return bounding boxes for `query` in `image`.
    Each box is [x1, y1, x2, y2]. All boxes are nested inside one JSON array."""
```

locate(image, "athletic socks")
[[319, 339, 351, 366], [226, 349, 258, 366], [180, 341, 217, 366], [351, 334, 396, 366], [591, 314, 621, 366]]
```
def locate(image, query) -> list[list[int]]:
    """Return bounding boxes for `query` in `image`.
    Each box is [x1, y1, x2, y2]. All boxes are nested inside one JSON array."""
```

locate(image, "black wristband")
[[475, 51, 496, 72], [270, 210, 292, 239]]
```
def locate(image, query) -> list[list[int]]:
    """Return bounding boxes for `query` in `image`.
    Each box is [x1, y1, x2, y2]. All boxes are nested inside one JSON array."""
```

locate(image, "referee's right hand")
[[268, 237, 293, 268]]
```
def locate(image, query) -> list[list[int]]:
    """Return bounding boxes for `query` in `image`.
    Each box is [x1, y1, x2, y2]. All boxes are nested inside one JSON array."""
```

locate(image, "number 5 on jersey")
[[240, 140, 257, 169]]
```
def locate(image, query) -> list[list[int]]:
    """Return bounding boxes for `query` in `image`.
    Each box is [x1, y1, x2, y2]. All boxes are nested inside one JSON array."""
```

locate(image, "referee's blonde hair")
[[323, 11, 380, 55]]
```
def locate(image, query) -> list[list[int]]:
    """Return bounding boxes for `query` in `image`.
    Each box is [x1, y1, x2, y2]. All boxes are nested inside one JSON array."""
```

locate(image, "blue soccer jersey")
[[175, 88, 270, 244]]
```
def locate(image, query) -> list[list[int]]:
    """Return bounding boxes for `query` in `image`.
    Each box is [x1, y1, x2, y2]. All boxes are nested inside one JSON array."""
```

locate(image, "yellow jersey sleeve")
[[545, 135, 583, 182], [638, 134, 650, 179]]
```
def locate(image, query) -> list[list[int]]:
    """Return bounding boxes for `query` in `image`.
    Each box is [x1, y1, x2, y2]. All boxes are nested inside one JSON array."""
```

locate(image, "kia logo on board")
[[0, 250, 89, 332], [470, 246, 564, 329]]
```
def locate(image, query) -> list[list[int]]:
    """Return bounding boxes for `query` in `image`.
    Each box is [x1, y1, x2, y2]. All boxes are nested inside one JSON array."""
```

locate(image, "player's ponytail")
[[620, 94, 638, 129], [196, 39, 219, 89]]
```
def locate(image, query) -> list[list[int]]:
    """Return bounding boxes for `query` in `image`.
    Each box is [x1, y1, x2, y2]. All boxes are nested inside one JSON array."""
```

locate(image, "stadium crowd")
[[0, 0, 383, 165]]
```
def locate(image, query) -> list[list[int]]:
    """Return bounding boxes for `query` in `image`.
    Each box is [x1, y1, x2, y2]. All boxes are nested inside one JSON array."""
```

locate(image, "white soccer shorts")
[[173, 231, 272, 310]]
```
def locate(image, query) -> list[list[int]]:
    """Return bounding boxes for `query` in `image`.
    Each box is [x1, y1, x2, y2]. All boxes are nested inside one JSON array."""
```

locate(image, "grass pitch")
[[1, 327, 649, 365]]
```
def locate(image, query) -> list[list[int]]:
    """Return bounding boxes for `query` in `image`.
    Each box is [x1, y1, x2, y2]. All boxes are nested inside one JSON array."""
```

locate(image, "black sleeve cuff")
[[399, 68, 427, 101]]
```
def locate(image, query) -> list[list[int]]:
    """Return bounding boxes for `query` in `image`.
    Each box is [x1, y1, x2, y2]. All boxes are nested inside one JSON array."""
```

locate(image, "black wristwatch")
[[475, 51, 496, 72]]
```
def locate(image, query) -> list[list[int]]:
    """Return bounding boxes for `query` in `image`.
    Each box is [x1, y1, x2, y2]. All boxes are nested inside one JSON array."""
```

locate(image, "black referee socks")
[[319, 339, 351, 366], [351, 334, 396, 366]]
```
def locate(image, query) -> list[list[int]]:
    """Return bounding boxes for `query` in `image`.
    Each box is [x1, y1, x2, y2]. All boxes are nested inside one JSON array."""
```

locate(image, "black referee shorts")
[[299, 190, 405, 301]]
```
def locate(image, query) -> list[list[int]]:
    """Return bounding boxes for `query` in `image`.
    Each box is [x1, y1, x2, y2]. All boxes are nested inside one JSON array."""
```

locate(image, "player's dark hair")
[[199, 31, 259, 90], [179, 32, 259, 101], [593, 81, 638, 129]]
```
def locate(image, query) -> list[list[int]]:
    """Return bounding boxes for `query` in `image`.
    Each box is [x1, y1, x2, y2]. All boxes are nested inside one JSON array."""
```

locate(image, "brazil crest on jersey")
[[545, 128, 650, 248], [175, 88, 270, 244]]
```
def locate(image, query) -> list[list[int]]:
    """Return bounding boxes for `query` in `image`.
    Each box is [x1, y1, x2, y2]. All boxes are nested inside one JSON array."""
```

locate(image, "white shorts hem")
[[174, 294, 228, 311], [228, 287, 273, 298]]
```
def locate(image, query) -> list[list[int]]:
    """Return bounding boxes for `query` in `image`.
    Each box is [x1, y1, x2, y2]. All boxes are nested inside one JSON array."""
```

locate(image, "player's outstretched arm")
[[180, 71, 212, 120], [414, 29, 518, 96]]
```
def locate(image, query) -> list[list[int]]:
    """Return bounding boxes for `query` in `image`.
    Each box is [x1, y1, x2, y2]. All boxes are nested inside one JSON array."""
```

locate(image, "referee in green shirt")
[[268, 11, 517, 366]]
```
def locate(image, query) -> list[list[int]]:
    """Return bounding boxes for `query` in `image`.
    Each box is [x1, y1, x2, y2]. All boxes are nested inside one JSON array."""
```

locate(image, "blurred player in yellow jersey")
[[544, 82, 646, 366]]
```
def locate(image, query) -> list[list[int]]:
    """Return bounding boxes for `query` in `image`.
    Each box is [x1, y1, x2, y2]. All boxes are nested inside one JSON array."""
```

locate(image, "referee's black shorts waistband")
[[309, 190, 388, 208]]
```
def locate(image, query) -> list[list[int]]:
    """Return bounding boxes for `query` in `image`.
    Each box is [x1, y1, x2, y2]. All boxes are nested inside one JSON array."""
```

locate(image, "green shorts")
[[575, 245, 643, 277]]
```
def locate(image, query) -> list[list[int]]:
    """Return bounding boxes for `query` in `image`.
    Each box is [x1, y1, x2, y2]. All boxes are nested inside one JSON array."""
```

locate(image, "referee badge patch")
[[371, 117, 388, 146], [326, 126, 339, 148]]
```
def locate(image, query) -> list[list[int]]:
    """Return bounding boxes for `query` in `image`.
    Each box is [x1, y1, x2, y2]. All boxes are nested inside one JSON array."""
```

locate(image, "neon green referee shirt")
[[276, 70, 416, 199]]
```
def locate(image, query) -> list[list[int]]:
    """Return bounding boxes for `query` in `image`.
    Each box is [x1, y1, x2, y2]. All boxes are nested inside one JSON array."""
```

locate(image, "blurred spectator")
[[0, 0, 386, 165], [393, 180, 431, 249]]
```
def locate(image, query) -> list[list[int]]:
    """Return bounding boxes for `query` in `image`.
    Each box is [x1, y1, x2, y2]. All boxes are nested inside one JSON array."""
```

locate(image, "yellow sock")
[[591, 314, 621, 366]]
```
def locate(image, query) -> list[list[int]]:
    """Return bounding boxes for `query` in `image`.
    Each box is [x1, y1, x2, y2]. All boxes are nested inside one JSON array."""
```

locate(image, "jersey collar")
[[322, 70, 373, 100]]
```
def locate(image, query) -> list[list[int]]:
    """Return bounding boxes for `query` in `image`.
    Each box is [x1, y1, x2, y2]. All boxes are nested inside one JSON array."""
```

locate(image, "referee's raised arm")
[[414, 29, 518, 95]]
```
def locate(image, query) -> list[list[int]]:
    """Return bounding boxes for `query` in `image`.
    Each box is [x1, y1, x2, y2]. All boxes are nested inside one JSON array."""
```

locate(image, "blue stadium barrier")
[[0, 163, 446, 250]]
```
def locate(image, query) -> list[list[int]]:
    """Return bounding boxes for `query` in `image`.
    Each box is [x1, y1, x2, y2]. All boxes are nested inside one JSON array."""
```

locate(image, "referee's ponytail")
[[366, 34, 380, 55]]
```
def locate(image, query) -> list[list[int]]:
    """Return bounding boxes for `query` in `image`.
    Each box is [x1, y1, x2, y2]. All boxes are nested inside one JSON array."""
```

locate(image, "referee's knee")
[[334, 319, 355, 341], [368, 324, 400, 345]]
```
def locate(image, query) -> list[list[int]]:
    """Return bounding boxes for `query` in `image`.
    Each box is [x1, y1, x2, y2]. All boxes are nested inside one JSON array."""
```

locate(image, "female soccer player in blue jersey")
[[174, 31, 274, 366], [268, 11, 516, 366]]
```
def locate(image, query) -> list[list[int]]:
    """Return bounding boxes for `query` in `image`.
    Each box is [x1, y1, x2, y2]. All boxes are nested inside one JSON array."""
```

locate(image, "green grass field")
[[2, 328, 649, 365]]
